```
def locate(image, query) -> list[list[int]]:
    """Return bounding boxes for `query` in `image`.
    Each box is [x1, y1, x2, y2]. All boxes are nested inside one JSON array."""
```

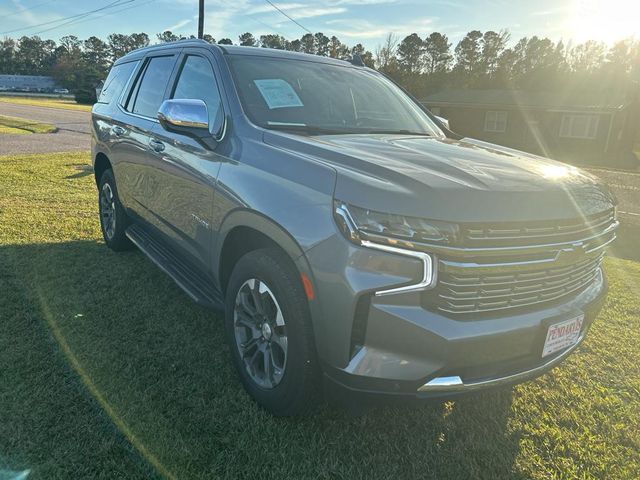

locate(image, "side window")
[[484, 110, 508, 133], [98, 61, 138, 104], [128, 55, 175, 118], [559, 114, 599, 139], [171, 55, 224, 134]]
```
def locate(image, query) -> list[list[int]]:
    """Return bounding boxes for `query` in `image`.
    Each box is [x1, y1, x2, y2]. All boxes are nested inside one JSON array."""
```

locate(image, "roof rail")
[[346, 54, 365, 67]]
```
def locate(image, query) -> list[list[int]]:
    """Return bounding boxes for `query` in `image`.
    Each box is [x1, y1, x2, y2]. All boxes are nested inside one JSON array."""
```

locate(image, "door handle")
[[112, 125, 125, 136], [149, 138, 165, 153]]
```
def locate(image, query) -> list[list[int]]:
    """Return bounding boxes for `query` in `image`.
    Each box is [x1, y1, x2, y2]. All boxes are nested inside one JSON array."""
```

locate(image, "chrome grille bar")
[[464, 209, 615, 246], [425, 209, 616, 316]]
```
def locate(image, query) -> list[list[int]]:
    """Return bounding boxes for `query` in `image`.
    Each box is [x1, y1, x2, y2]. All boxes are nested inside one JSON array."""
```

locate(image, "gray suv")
[[92, 40, 617, 416]]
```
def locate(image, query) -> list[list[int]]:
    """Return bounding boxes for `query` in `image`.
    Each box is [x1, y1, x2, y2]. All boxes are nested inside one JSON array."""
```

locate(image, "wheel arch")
[[215, 209, 309, 296], [93, 152, 112, 185]]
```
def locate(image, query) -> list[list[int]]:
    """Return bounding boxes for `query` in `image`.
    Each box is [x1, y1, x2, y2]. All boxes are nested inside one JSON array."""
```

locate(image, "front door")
[[145, 50, 228, 271]]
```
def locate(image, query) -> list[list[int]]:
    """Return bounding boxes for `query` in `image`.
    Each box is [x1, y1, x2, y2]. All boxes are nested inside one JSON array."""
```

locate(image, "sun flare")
[[567, 0, 640, 43]]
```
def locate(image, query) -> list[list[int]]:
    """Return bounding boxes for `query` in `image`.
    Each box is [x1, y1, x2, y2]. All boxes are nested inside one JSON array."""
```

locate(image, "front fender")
[[213, 208, 328, 361]]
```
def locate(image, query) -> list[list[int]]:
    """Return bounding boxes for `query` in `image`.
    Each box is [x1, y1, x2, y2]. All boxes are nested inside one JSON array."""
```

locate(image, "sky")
[[0, 0, 638, 50]]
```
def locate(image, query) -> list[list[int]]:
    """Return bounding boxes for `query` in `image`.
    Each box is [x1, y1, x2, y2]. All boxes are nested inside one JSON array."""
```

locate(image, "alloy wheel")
[[233, 278, 288, 389], [100, 183, 116, 240]]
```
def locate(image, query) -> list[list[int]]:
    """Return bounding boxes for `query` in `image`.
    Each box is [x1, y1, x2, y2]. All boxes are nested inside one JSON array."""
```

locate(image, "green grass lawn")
[[0, 124, 27, 134], [1, 152, 639, 479], [0, 115, 57, 135], [0, 96, 92, 112]]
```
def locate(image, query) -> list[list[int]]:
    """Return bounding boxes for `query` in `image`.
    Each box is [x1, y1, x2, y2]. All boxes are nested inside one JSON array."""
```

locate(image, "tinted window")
[[172, 55, 223, 134], [228, 56, 442, 136], [130, 56, 175, 118], [98, 61, 138, 104]]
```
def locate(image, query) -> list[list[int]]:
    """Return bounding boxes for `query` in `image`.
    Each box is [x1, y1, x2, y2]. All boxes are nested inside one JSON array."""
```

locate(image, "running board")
[[126, 224, 223, 309]]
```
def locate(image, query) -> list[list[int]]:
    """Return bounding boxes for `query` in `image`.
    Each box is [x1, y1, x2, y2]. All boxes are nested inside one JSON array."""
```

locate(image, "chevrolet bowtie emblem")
[[556, 242, 587, 263]]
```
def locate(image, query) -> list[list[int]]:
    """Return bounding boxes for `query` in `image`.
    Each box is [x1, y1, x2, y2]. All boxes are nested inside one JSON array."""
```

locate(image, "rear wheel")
[[225, 248, 319, 416], [98, 169, 132, 251]]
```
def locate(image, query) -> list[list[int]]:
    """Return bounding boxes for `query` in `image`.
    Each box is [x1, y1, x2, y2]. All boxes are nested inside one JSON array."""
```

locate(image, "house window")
[[559, 114, 599, 139], [430, 107, 441, 116], [484, 111, 508, 133]]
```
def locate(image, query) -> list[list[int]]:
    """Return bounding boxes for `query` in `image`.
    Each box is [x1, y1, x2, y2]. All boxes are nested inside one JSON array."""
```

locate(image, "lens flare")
[[567, 0, 640, 43], [539, 164, 571, 179]]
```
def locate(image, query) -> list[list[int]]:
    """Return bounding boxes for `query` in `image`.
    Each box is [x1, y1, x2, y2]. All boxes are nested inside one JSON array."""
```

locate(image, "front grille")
[[462, 209, 615, 247], [434, 253, 604, 315], [426, 209, 617, 316]]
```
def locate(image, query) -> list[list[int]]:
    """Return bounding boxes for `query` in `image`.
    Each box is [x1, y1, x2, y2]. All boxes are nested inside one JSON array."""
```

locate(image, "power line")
[[33, 4, 134, 36], [262, 0, 311, 34], [1, 0, 133, 35], [36, 0, 156, 35], [247, 15, 290, 40], [33, 0, 160, 35], [216, 0, 291, 41], [3, 0, 301, 44], [1, 0, 129, 35]]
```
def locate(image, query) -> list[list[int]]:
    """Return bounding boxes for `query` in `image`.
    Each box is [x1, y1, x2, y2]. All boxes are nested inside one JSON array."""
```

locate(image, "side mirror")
[[434, 115, 450, 130], [158, 99, 209, 135]]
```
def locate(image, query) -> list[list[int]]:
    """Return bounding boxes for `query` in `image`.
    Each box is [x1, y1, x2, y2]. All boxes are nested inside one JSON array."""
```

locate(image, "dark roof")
[[421, 88, 629, 111], [115, 40, 355, 68], [220, 45, 353, 66], [114, 39, 213, 64]]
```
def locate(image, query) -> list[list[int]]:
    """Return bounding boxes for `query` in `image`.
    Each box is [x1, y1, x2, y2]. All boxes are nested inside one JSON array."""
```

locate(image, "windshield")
[[227, 55, 443, 136]]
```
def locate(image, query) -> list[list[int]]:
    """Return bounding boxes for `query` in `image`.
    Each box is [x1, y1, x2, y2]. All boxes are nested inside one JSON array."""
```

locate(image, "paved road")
[[0, 103, 90, 155]]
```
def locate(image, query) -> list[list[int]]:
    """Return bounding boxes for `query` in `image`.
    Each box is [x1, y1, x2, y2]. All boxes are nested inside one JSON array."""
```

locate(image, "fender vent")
[[350, 295, 371, 358]]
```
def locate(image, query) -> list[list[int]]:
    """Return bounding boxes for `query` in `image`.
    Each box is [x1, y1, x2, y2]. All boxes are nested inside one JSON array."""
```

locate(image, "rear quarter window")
[[97, 61, 138, 104]]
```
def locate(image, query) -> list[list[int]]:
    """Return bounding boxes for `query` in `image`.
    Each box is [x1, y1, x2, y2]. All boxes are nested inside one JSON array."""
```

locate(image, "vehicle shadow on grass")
[[0, 240, 527, 480]]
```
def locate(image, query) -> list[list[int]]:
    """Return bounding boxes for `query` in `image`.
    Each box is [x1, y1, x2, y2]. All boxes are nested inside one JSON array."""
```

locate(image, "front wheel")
[[224, 248, 320, 416]]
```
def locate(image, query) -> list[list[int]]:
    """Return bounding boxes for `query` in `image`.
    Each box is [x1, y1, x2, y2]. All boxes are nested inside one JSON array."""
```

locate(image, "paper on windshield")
[[254, 79, 304, 109]]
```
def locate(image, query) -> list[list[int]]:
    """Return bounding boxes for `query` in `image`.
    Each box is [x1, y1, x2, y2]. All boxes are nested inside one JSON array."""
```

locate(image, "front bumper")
[[417, 329, 586, 393], [305, 233, 608, 399]]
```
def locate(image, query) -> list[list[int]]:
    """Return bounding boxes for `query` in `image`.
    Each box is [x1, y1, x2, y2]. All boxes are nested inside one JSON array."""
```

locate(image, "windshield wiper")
[[364, 129, 432, 136], [263, 123, 356, 135], [264, 124, 433, 137]]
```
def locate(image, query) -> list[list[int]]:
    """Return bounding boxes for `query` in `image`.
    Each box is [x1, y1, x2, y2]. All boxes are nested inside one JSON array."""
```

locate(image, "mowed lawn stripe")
[[0, 151, 639, 479], [0, 96, 92, 112], [0, 114, 57, 134]]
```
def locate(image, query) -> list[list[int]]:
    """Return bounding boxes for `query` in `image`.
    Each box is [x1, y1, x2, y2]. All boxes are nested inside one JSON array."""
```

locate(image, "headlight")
[[334, 201, 458, 246], [333, 201, 447, 295]]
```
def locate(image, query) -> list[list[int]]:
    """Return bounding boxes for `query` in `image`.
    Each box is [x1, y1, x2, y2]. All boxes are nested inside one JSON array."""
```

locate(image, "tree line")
[[0, 29, 638, 103], [385, 31, 640, 99]]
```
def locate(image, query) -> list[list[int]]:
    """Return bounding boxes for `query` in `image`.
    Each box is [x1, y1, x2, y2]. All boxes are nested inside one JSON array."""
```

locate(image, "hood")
[[263, 132, 616, 223]]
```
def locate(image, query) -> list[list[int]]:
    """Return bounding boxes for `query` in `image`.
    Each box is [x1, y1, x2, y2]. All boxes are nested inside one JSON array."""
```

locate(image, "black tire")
[[224, 248, 320, 416], [98, 169, 132, 251]]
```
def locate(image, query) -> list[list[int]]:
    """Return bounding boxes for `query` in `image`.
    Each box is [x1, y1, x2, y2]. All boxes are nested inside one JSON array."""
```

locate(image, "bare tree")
[[375, 33, 400, 75]]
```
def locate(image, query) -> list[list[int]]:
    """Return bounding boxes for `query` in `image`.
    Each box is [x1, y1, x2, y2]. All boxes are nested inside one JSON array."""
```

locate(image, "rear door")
[[146, 48, 228, 270], [115, 52, 179, 226], [92, 58, 139, 198]]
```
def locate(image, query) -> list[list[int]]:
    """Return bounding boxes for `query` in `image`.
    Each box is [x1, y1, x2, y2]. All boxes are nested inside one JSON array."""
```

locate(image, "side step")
[[126, 224, 224, 309]]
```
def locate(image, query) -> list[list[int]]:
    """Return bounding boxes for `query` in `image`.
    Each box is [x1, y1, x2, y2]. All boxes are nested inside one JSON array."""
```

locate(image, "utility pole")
[[198, 0, 204, 39]]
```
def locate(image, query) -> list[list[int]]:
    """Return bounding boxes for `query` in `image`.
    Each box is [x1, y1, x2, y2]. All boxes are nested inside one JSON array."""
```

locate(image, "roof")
[[421, 88, 630, 111], [113, 39, 212, 64], [115, 40, 356, 68], [220, 45, 353, 66]]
